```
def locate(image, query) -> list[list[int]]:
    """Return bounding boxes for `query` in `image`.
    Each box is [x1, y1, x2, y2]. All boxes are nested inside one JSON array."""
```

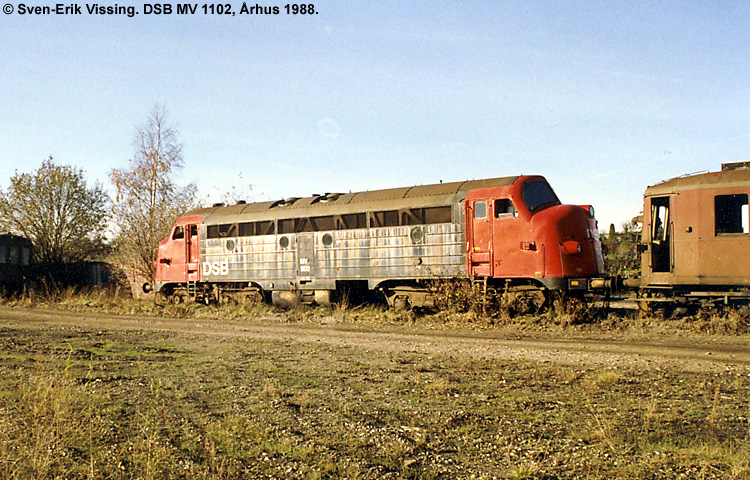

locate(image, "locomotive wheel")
[[502, 288, 546, 315], [393, 295, 411, 311], [170, 291, 187, 305]]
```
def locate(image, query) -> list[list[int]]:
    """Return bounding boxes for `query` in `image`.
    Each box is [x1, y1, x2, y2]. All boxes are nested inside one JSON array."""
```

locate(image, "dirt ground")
[[2, 306, 749, 374], [2, 305, 750, 479]]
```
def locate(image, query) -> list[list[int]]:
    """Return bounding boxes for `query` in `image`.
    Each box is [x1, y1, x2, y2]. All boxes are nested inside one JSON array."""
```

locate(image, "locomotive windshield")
[[523, 181, 559, 212]]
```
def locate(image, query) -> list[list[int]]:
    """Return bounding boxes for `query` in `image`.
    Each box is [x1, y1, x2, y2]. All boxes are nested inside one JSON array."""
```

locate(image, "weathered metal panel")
[[200, 229, 295, 287], [198, 222, 467, 290]]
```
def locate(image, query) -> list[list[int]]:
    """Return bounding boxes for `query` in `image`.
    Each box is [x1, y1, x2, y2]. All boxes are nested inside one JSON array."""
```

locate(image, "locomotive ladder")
[[186, 281, 197, 301]]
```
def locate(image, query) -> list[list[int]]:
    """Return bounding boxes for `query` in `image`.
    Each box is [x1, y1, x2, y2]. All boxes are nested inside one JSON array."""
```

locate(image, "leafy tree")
[[110, 104, 197, 281], [0, 156, 109, 264], [604, 219, 641, 277]]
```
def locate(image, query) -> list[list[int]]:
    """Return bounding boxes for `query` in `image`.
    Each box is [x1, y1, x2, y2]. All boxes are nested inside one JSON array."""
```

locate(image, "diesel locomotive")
[[146, 175, 606, 308]]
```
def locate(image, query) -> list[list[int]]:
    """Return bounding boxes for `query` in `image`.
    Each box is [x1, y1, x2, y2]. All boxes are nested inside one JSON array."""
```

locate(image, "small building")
[[0, 233, 32, 290]]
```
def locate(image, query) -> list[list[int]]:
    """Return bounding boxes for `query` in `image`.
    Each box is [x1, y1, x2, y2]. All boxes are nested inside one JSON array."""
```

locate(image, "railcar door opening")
[[650, 196, 672, 273]]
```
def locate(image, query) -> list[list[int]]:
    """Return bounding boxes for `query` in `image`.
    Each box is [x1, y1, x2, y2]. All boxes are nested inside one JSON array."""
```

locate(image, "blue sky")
[[2, 1, 749, 229]]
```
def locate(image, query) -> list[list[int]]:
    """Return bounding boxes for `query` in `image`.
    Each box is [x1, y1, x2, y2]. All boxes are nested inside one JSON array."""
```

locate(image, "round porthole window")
[[410, 227, 424, 244], [226, 239, 235, 252], [279, 236, 289, 249], [322, 233, 333, 247]]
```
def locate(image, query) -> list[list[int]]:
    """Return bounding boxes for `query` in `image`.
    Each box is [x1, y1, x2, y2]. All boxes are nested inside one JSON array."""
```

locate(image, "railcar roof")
[[186, 176, 520, 224], [0, 233, 32, 246], [645, 168, 750, 196]]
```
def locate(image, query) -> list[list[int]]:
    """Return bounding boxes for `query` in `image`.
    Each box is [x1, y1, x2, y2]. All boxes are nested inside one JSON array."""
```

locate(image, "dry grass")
[[2, 284, 750, 337], [2, 323, 750, 479]]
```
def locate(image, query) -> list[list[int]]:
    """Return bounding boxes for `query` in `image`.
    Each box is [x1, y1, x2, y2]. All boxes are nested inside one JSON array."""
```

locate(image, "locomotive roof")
[[188, 176, 520, 224], [645, 167, 750, 196]]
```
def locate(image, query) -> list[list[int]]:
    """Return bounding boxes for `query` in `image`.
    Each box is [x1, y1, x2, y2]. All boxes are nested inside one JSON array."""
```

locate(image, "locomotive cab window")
[[494, 199, 516, 217], [474, 201, 487, 219], [172, 226, 184, 240], [523, 182, 559, 212], [715, 194, 749, 235]]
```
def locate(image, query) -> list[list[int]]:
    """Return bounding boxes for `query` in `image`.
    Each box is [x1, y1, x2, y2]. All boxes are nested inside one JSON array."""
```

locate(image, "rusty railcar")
[[0, 234, 32, 292], [148, 175, 606, 308], [638, 163, 750, 311]]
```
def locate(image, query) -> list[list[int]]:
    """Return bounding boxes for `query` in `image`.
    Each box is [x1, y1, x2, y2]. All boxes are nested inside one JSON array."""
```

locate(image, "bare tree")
[[110, 104, 197, 281], [0, 156, 109, 264]]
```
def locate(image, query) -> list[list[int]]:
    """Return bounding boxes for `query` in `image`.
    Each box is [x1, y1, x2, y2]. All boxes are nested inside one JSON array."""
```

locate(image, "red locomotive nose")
[[561, 240, 582, 256]]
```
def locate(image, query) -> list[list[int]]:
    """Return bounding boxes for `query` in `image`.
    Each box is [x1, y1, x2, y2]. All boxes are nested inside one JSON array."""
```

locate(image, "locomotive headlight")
[[579, 205, 595, 217], [561, 240, 582, 256]]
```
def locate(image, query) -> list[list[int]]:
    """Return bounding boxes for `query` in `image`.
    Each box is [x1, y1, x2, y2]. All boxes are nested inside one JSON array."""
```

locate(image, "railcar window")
[[278, 219, 294, 234], [370, 210, 400, 228], [400, 206, 452, 225], [209, 207, 450, 239], [219, 224, 237, 237], [523, 182, 559, 212], [322, 233, 333, 246], [207, 223, 238, 238], [0, 246, 6, 264], [257, 221, 275, 235], [338, 213, 366, 229], [401, 210, 419, 225], [238, 222, 252, 236], [495, 199, 516, 217], [310, 215, 335, 231], [8, 246, 18, 265], [239, 221, 275, 236], [172, 226, 184, 240], [474, 201, 487, 219], [715, 194, 749, 235], [21, 247, 30, 265], [650, 197, 671, 272], [424, 206, 452, 224], [294, 218, 314, 232], [651, 202, 669, 242]]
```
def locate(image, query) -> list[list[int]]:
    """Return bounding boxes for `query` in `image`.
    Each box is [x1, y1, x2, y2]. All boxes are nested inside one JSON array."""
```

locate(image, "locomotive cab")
[[150, 215, 202, 299], [465, 176, 605, 293]]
